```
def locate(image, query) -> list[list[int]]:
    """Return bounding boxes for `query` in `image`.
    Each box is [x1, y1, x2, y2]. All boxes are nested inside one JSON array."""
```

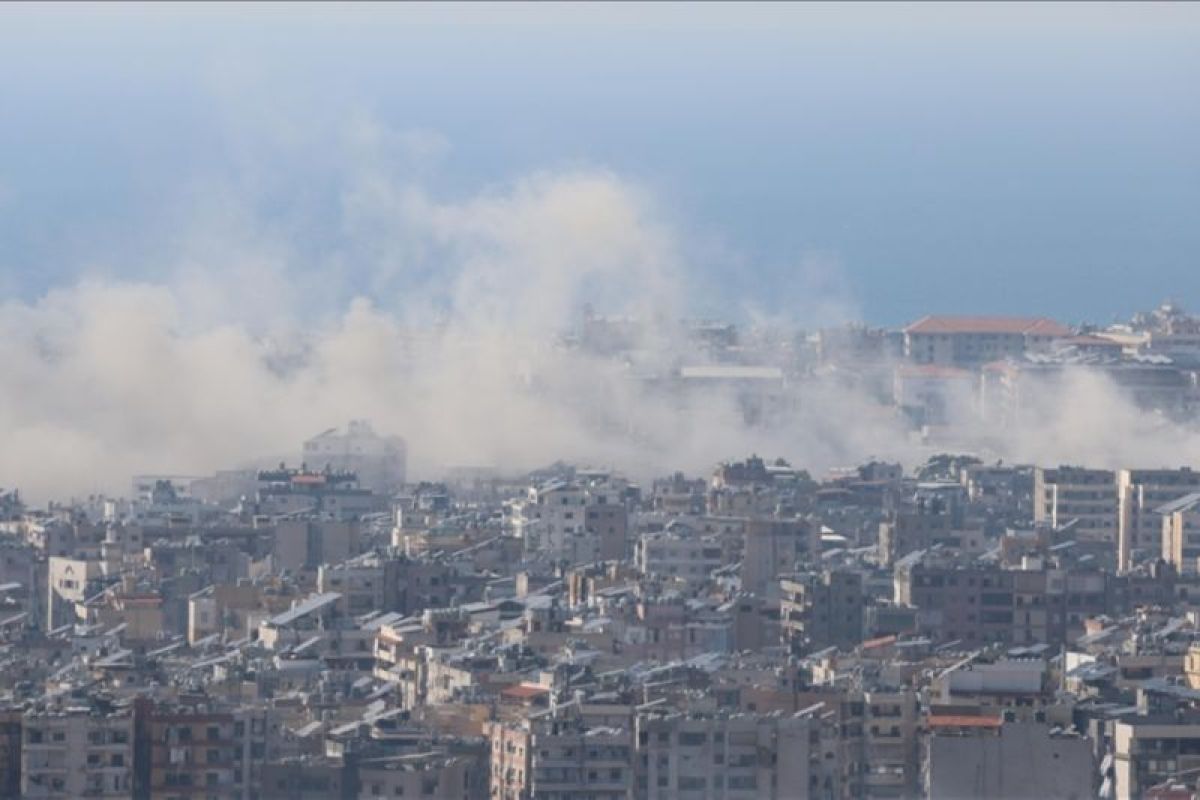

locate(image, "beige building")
[[1186, 643, 1200, 690], [1033, 466, 1119, 545], [489, 703, 634, 800], [635, 529, 723, 587], [1118, 468, 1200, 573], [903, 315, 1070, 367], [1113, 714, 1200, 800], [45, 556, 105, 630], [1157, 493, 1200, 575], [741, 518, 815, 598], [863, 688, 920, 799], [22, 705, 134, 798]]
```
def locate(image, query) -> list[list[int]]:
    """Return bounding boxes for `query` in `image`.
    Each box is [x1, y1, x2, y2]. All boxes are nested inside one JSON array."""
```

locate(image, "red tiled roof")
[[905, 315, 1071, 337], [927, 714, 1003, 729]]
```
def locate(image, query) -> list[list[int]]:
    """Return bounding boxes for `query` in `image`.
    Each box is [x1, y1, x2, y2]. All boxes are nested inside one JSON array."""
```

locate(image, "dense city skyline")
[[3, 5, 1200, 800]]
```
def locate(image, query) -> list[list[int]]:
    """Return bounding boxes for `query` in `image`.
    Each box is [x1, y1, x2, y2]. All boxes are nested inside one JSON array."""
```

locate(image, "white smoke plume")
[[2, 125, 1199, 503]]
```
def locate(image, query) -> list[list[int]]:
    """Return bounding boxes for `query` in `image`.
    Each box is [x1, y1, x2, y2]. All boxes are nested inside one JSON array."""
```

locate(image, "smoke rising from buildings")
[[2, 130, 1199, 502]]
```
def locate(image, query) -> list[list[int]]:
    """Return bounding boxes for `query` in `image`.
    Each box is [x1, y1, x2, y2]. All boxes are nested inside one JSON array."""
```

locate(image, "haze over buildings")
[[2, 3, 1200, 799]]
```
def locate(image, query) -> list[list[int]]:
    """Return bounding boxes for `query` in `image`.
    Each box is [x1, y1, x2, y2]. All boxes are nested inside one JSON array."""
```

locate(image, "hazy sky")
[[2, 2, 1198, 326]]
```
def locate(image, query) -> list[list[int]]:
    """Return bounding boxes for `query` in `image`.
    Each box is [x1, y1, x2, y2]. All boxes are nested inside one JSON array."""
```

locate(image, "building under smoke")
[[301, 420, 407, 494]]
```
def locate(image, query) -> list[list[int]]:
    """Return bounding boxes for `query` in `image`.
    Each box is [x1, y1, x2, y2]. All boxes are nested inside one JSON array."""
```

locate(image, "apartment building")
[[862, 688, 919, 799], [358, 753, 477, 799], [903, 315, 1070, 367], [488, 705, 634, 800], [147, 707, 238, 800], [634, 529, 723, 587], [511, 480, 630, 567], [22, 704, 134, 798], [1157, 493, 1200, 575], [1033, 466, 1119, 545], [926, 721, 1094, 799], [634, 710, 817, 800], [895, 555, 1109, 647], [1113, 713, 1200, 800], [780, 570, 864, 655], [741, 518, 816, 598], [1118, 468, 1200, 573]]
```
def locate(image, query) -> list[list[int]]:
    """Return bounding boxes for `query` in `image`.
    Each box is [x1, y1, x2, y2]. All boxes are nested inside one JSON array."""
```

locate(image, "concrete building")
[[863, 688, 920, 799], [252, 467, 385, 522], [1113, 714, 1200, 800], [780, 570, 864, 655], [895, 554, 1109, 647], [301, 420, 407, 493], [45, 556, 106, 630], [1157, 492, 1200, 575], [358, 753, 478, 799], [741, 518, 815, 598], [903, 315, 1070, 367], [22, 704, 134, 798], [634, 710, 816, 799], [1034, 466, 1119, 545], [0, 708, 21, 799], [925, 721, 1094, 799], [1118, 468, 1200, 573], [635, 528, 723, 588], [489, 705, 634, 800], [273, 520, 360, 573], [511, 479, 629, 567], [146, 707, 238, 800]]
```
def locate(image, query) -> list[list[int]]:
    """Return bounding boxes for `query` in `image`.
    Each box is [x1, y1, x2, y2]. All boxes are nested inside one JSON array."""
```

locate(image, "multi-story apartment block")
[[358, 753, 478, 799], [22, 704, 134, 798], [741, 518, 816, 598], [926, 721, 1094, 799], [1033, 466, 1119, 545], [1157, 492, 1200, 575], [511, 479, 629, 567], [1118, 468, 1200, 573], [895, 555, 1109, 647], [903, 315, 1070, 367], [780, 570, 864, 655], [147, 707, 238, 800], [634, 710, 819, 800], [1113, 713, 1200, 800], [860, 688, 920, 799], [489, 705, 634, 800], [634, 529, 723, 587]]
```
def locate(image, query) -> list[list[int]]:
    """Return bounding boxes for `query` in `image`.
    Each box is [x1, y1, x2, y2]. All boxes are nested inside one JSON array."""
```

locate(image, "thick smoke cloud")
[[2, 128, 1199, 502]]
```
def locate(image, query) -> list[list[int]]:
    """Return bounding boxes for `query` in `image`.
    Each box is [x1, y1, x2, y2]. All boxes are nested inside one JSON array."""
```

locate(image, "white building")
[[302, 420, 407, 492], [510, 479, 629, 567]]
